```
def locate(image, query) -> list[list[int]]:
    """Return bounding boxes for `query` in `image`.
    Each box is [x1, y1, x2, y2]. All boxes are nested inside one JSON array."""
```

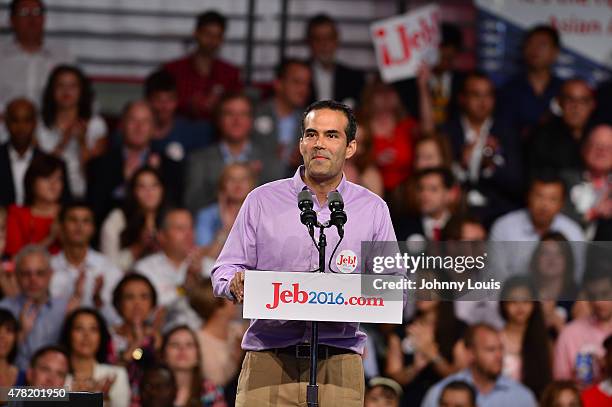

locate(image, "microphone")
[[328, 191, 347, 238], [298, 188, 317, 236]]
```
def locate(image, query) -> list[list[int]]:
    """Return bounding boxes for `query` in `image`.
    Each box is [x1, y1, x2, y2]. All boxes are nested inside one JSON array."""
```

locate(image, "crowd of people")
[[0, 0, 610, 406]]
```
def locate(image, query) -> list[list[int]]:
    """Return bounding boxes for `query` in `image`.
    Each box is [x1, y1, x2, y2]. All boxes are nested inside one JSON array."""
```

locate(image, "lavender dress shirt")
[[211, 167, 398, 354]]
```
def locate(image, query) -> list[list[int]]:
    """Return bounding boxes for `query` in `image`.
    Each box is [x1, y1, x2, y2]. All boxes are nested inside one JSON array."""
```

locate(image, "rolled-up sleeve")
[[211, 190, 260, 300]]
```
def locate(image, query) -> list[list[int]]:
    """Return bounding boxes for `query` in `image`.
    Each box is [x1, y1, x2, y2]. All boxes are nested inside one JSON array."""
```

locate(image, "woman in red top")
[[5, 154, 65, 256]]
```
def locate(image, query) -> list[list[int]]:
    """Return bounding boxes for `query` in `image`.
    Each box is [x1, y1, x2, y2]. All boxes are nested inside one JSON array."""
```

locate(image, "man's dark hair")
[[196, 10, 226, 31], [461, 70, 493, 94], [441, 23, 463, 50], [528, 172, 567, 197], [144, 70, 176, 98], [414, 167, 456, 189], [10, 0, 45, 17], [306, 13, 337, 39], [29, 345, 69, 368], [524, 24, 560, 49], [58, 200, 93, 223], [604, 334, 612, 353], [275, 58, 310, 80], [300, 100, 357, 144], [440, 381, 477, 406]]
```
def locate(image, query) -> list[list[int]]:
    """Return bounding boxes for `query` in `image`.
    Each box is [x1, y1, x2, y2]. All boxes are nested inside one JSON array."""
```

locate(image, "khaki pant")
[[235, 350, 364, 407]]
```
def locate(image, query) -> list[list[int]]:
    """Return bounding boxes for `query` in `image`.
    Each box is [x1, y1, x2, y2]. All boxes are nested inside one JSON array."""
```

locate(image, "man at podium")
[[211, 100, 398, 406]]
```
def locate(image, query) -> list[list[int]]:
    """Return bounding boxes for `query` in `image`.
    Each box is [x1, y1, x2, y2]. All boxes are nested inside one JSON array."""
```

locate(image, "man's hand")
[[230, 271, 245, 303]]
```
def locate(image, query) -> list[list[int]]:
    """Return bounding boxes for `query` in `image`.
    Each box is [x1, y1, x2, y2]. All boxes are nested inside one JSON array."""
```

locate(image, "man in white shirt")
[[134, 208, 210, 327], [0, 0, 74, 115], [49, 202, 123, 324], [489, 174, 585, 279]]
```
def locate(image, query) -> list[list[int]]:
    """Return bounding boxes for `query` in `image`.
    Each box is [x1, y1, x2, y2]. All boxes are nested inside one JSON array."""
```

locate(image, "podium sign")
[[243, 271, 403, 324]]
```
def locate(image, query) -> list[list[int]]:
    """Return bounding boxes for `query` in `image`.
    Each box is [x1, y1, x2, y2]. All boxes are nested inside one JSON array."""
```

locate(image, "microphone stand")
[[307, 222, 328, 407]]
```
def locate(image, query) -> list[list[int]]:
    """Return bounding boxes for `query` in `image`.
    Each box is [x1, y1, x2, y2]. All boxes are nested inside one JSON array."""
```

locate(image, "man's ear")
[[345, 139, 357, 160]]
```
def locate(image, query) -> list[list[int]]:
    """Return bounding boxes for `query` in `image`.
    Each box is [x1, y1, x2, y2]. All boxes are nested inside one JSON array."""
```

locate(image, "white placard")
[[243, 271, 403, 324], [370, 4, 441, 83]]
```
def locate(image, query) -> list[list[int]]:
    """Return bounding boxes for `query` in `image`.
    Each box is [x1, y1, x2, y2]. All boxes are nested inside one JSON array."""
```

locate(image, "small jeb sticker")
[[335, 249, 358, 273]]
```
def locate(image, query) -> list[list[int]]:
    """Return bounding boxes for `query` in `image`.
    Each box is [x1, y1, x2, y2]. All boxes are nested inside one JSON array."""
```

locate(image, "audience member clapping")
[[101, 166, 167, 270], [61, 308, 130, 407], [38, 65, 107, 198]]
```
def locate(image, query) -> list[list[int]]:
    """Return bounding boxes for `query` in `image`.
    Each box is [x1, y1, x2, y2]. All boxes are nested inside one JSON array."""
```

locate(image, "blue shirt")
[[195, 203, 222, 246], [211, 167, 400, 354], [498, 73, 562, 136], [420, 369, 537, 407], [0, 295, 69, 370], [150, 117, 213, 154]]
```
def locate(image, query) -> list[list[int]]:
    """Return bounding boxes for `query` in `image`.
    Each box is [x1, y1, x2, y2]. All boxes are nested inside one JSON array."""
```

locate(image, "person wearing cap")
[[365, 377, 402, 407], [211, 100, 401, 406]]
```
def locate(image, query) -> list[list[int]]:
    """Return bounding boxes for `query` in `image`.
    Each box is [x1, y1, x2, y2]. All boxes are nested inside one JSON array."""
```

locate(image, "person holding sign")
[[211, 100, 399, 406]]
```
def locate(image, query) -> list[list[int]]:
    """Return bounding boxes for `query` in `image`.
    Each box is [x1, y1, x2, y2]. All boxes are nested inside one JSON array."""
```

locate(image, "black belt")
[[270, 344, 355, 359]]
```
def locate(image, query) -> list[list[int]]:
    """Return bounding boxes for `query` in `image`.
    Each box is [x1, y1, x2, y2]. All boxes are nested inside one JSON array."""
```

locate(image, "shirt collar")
[[8, 144, 34, 162], [463, 369, 512, 392], [57, 249, 94, 270], [290, 165, 348, 198], [219, 141, 252, 163]]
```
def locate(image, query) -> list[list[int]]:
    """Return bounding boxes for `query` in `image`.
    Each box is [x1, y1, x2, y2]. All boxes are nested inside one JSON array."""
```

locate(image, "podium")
[[243, 270, 403, 406]]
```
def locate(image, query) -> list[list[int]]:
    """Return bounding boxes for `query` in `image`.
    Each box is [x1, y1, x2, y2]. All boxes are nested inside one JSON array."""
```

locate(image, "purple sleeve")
[[211, 191, 260, 300]]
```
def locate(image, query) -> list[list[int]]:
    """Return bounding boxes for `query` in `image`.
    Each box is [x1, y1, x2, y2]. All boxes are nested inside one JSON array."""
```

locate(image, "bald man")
[[0, 98, 69, 206]]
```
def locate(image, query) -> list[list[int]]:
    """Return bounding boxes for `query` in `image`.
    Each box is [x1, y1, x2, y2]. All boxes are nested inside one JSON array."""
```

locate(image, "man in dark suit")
[[184, 92, 284, 214], [442, 72, 523, 226], [0, 98, 70, 207], [395, 167, 458, 242], [393, 23, 465, 125], [305, 14, 365, 108], [86, 100, 182, 226]]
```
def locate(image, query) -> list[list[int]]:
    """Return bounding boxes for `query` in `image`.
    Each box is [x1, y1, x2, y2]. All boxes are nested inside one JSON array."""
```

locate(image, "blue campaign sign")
[[475, 0, 612, 87]]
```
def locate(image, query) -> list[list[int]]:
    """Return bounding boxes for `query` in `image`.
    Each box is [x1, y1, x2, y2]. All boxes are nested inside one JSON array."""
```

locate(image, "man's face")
[[276, 64, 312, 109], [417, 174, 450, 217], [194, 23, 224, 56], [299, 108, 356, 183], [308, 23, 338, 65], [439, 388, 475, 407], [461, 77, 495, 123], [5, 99, 36, 150], [27, 351, 69, 388], [524, 32, 558, 70], [219, 98, 253, 143], [461, 223, 487, 241], [148, 90, 178, 125], [16, 252, 52, 302], [160, 211, 194, 259], [11, 0, 44, 46], [60, 207, 95, 247], [527, 182, 564, 229], [559, 81, 595, 130], [583, 125, 612, 175], [471, 328, 504, 380], [123, 102, 154, 149], [364, 386, 399, 407]]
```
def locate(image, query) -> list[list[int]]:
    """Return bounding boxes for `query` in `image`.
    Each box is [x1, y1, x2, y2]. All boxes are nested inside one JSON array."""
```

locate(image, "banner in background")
[[476, 0, 612, 86], [370, 4, 441, 83]]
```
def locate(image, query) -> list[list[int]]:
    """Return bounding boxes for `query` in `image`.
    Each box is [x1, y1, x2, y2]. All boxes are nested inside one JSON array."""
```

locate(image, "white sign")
[[371, 4, 441, 83], [243, 271, 403, 324]]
